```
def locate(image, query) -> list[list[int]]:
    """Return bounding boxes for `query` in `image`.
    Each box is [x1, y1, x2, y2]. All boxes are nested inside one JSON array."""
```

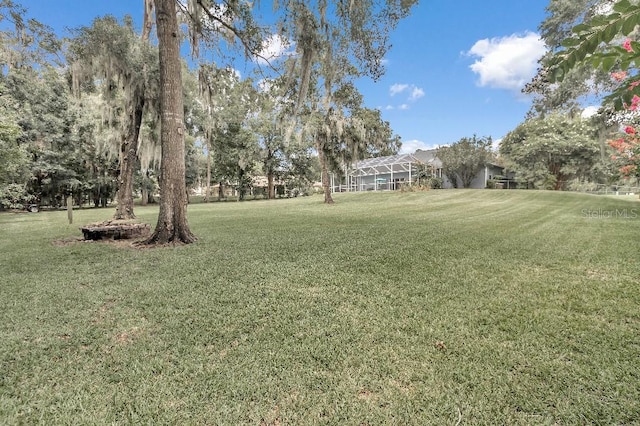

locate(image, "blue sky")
[[22, 0, 550, 154]]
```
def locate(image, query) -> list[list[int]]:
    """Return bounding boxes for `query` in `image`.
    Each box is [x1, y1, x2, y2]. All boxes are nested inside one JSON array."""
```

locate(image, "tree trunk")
[[238, 168, 246, 201], [317, 140, 334, 204], [266, 147, 276, 199], [204, 142, 211, 202], [141, 185, 148, 206], [549, 163, 564, 190], [446, 173, 459, 188], [145, 0, 196, 244], [267, 172, 275, 199], [114, 93, 144, 220]]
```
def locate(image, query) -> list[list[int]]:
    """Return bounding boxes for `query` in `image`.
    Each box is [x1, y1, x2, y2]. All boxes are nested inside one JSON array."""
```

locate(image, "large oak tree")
[[144, 0, 196, 244]]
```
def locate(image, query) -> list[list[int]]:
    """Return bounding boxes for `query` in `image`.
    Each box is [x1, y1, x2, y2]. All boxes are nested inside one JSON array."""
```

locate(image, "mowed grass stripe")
[[0, 190, 638, 424]]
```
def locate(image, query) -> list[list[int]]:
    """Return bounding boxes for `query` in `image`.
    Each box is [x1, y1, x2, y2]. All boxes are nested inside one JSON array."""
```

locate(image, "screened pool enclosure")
[[330, 151, 444, 192]]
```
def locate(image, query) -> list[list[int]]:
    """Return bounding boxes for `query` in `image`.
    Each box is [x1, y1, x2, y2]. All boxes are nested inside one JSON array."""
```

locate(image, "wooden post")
[[67, 194, 73, 224]]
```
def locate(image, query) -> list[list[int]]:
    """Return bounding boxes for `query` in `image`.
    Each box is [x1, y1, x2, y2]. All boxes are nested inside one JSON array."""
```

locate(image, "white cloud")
[[593, 2, 613, 15], [399, 139, 439, 154], [255, 34, 294, 64], [581, 106, 599, 118], [390, 84, 410, 96], [467, 32, 547, 92], [390, 83, 425, 101], [193, 2, 232, 33], [410, 87, 425, 101], [257, 78, 273, 93], [388, 84, 425, 109]]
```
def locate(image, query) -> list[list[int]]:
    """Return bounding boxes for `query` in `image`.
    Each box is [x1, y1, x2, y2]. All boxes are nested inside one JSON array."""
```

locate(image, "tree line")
[[0, 0, 413, 244], [4, 0, 636, 244]]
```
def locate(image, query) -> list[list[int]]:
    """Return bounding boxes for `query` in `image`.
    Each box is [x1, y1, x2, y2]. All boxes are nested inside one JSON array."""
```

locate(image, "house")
[[330, 153, 420, 192], [330, 149, 511, 192]]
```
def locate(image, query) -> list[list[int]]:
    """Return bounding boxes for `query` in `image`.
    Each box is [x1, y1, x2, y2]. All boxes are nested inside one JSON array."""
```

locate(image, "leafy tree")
[[525, 0, 619, 114], [251, 76, 292, 200], [68, 15, 159, 219], [500, 114, 602, 189], [353, 107, 402, 159], [213, 122, 259, 200], [197, 64, 225, 202], [0, 80, 28, 184], [184, 133, 204, 198], [0, 0, 61, 71], [252, 77, 322, 199], [258, 119, 286, 200], [136, 113, 161, 206], [139, 0, 418, 242], [141, 0, 267, 243], [197, 64, 259, 201], [545, 0, 640, 109], [1, 64, 89, 207], [0, 3, 79, 208], [280, 146, 319, 196], [272, 1, 417, 204], [542, 0, 640, 178], [66, 91, 120, 208], [0, 80, 30, 209], [436, 136, 493, 188]]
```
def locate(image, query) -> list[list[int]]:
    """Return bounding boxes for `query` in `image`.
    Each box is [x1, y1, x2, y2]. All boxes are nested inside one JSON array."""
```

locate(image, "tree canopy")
[[525, 0, 622, 114], [539, 0, 640, 179], [0, 0, 418, 239], [436, 136, 493, 189], [500, 114, 603, 189]]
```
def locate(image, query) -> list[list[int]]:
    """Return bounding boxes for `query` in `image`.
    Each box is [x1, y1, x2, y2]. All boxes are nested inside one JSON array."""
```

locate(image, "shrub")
[[0, 183, 36, 209]]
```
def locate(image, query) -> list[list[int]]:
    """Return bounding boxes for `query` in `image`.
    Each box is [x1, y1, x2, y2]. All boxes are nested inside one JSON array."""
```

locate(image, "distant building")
[[330, 149, 512, 192]]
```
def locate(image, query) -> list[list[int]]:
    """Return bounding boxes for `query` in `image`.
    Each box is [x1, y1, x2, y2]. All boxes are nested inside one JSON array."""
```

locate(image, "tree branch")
[[174, 0, 281, 75]]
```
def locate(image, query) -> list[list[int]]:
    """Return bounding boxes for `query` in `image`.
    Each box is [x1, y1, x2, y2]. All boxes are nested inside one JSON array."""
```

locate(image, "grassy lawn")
[[1, 190, 639, 424]]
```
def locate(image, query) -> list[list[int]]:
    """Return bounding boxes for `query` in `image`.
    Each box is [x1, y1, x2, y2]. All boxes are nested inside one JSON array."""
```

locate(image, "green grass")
[[1, 190, 639, 424]]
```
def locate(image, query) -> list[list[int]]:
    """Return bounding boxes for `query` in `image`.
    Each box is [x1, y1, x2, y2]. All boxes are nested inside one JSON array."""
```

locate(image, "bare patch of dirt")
[[586, 269, 612, 281], [52, 236, 87, 246], [357, 389, 376, 401], [92, 299, 118, 324], [52, 236, 150, 249], [113, 326, 144, 345], [389, 378, 415, 393], [434, 340, 447, 351]]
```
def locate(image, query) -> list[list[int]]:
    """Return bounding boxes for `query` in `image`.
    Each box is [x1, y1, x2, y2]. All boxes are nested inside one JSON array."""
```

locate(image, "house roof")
[[351, 153, 419, 176], [413, 149, 444, 167], [348, 148, 502, 178]]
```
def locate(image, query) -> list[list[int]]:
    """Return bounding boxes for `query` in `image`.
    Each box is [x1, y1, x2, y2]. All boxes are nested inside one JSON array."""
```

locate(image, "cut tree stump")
[[80, 220, 151, 241]]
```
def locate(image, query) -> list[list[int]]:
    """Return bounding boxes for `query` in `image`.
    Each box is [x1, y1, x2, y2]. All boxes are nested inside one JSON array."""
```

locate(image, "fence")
[[567, 182, 640, 196]]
